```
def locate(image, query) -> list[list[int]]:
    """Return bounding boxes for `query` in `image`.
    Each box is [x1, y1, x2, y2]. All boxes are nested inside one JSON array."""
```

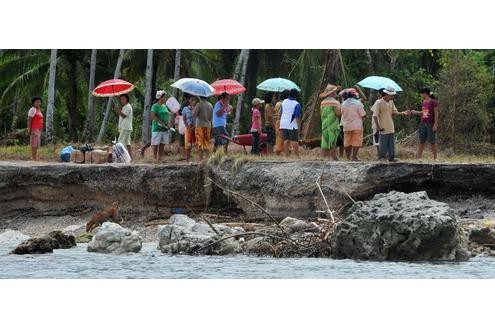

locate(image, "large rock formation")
[[11, 231, 76, 255], [158, 214, 244, 255], [87, 222, 142, 254], [209, 160, 495, 219], [331, 191, 469, 261]]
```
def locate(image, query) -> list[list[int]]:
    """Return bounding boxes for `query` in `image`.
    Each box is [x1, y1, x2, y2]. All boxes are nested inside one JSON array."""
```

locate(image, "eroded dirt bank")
[[210, 160, 495, 218]]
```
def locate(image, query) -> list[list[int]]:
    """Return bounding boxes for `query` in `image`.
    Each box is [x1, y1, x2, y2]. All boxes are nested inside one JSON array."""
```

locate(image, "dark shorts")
[[336, 126, 344, 147], [213, 126, 229, 146], [280, 128, 299, 142], [265, 125, 275, 145], [419, 122, 437, 144]]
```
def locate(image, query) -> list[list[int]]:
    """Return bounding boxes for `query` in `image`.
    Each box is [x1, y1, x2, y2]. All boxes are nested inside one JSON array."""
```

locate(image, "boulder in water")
[[158, 214, 244, 255], [12, 237, 56, 254], [332, 191, 469, 261], [11, 231, 76, 255], [48, 231, 76, 249], [87, 222, 142, 254]]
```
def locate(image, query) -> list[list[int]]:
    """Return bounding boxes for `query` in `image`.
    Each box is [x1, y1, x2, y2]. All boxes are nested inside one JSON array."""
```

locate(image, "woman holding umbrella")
[[113, 94, 133, 158]]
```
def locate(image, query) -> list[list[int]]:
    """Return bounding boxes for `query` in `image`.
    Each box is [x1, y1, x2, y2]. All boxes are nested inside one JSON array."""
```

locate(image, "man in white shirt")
[[114, 93, 133, 158]]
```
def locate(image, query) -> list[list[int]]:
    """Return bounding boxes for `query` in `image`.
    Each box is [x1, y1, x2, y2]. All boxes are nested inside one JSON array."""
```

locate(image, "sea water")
[[1, 243, 494, 279]]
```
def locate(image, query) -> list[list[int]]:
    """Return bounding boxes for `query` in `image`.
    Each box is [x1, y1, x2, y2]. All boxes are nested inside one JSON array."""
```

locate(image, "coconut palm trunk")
[[232, 49, 250, 136], [96, 49, 125, 144], [45, 49, 58, 144], [82, 49, 97, 141], [172, 49, 181, 98], [141, 49, 154, 144]]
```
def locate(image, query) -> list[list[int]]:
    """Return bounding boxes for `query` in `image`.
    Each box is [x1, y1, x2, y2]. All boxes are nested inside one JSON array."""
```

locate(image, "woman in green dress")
[[319, 84, 341, 160]]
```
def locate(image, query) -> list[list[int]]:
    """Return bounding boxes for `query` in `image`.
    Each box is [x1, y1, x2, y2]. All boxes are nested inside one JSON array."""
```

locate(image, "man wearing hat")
[[319, 84, 342, 160], [150, 90, 171, 161], [372, 86, 409, 162], [250, 97, 265, 155]]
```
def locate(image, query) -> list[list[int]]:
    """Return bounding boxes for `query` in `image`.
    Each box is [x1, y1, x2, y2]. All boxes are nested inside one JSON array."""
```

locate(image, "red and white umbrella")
[[211, 79, 246, 96], [92, 79, 135, 97]]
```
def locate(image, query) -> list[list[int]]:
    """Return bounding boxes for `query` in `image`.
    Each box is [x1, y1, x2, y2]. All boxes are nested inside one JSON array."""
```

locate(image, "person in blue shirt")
[[212, 92, 232, 153]]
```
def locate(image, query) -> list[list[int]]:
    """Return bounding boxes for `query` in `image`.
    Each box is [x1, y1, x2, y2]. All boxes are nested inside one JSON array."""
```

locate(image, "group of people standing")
[[318, 84, 439, 162], [26, 82, 438, 163]]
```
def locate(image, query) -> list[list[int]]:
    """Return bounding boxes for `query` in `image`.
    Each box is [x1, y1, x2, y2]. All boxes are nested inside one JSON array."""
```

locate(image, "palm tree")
[[45, 49, 58, 144], [141, 49, 154, 144], [172, 49, 181, 97], [96, 49, 125, 144], [81, 49, 97, 141], [232, 49, 249, 136]]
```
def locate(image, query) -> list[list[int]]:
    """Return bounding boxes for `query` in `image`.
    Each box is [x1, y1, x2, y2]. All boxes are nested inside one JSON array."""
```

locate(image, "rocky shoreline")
[[2, 190, 494, 260], [1, 160, 495, 260]]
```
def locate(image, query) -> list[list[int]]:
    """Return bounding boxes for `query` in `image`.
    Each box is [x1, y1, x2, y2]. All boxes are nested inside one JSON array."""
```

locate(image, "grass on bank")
[[2, 142, 495, 164]]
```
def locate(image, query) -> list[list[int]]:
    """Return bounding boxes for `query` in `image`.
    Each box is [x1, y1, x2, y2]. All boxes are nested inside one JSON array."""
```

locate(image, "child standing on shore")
[[250, 98, 264, 155]]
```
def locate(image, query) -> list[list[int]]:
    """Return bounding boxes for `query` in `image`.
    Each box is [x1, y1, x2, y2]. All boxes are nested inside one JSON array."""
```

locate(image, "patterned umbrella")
[[92, 79, 135, 97], [211, 79, 246, 96], [257, 77, 301, 92]]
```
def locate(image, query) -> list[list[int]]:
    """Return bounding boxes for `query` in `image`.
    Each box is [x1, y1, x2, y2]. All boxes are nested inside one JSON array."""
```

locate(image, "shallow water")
[[1, 243, 494, 279]]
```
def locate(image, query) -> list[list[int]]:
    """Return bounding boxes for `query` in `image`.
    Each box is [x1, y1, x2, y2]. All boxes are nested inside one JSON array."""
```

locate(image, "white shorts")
[[151, 131, 170, 145]]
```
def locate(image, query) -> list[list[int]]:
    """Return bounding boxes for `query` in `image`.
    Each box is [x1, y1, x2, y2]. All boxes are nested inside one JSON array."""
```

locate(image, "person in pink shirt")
[[340, 88, 366, 161], [250, 98, 264, 155]]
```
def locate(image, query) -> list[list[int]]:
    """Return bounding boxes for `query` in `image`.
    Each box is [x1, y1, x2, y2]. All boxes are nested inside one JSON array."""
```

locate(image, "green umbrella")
[[257, 77, 301, 92]]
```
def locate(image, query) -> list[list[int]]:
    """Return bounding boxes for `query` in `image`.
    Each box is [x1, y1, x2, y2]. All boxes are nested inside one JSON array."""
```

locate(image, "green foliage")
[[436, 50, 495, 144], [1, 49, 495, 148]]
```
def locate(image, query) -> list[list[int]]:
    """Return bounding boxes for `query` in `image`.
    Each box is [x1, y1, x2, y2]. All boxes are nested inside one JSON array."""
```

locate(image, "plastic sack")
[[112, 142, 131, 163], [60, 146, 74, 162]]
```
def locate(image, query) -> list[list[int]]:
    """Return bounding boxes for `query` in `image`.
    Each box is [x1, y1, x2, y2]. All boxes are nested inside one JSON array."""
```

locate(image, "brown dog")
[[86, 202, 124, 232]]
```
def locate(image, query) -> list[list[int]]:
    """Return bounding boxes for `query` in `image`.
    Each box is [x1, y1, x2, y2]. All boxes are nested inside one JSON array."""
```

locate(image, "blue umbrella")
[[357, 76, 403, 92], [171, 78, 215, 97], [257, 77, 301, 92]]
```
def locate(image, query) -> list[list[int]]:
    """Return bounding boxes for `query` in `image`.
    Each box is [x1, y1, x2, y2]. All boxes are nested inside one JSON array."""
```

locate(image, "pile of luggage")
[[59, 143, 131, 164]]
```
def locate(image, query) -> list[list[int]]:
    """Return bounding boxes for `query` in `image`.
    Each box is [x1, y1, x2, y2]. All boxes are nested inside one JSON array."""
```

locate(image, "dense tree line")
[[1, 49, 494, 148]]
